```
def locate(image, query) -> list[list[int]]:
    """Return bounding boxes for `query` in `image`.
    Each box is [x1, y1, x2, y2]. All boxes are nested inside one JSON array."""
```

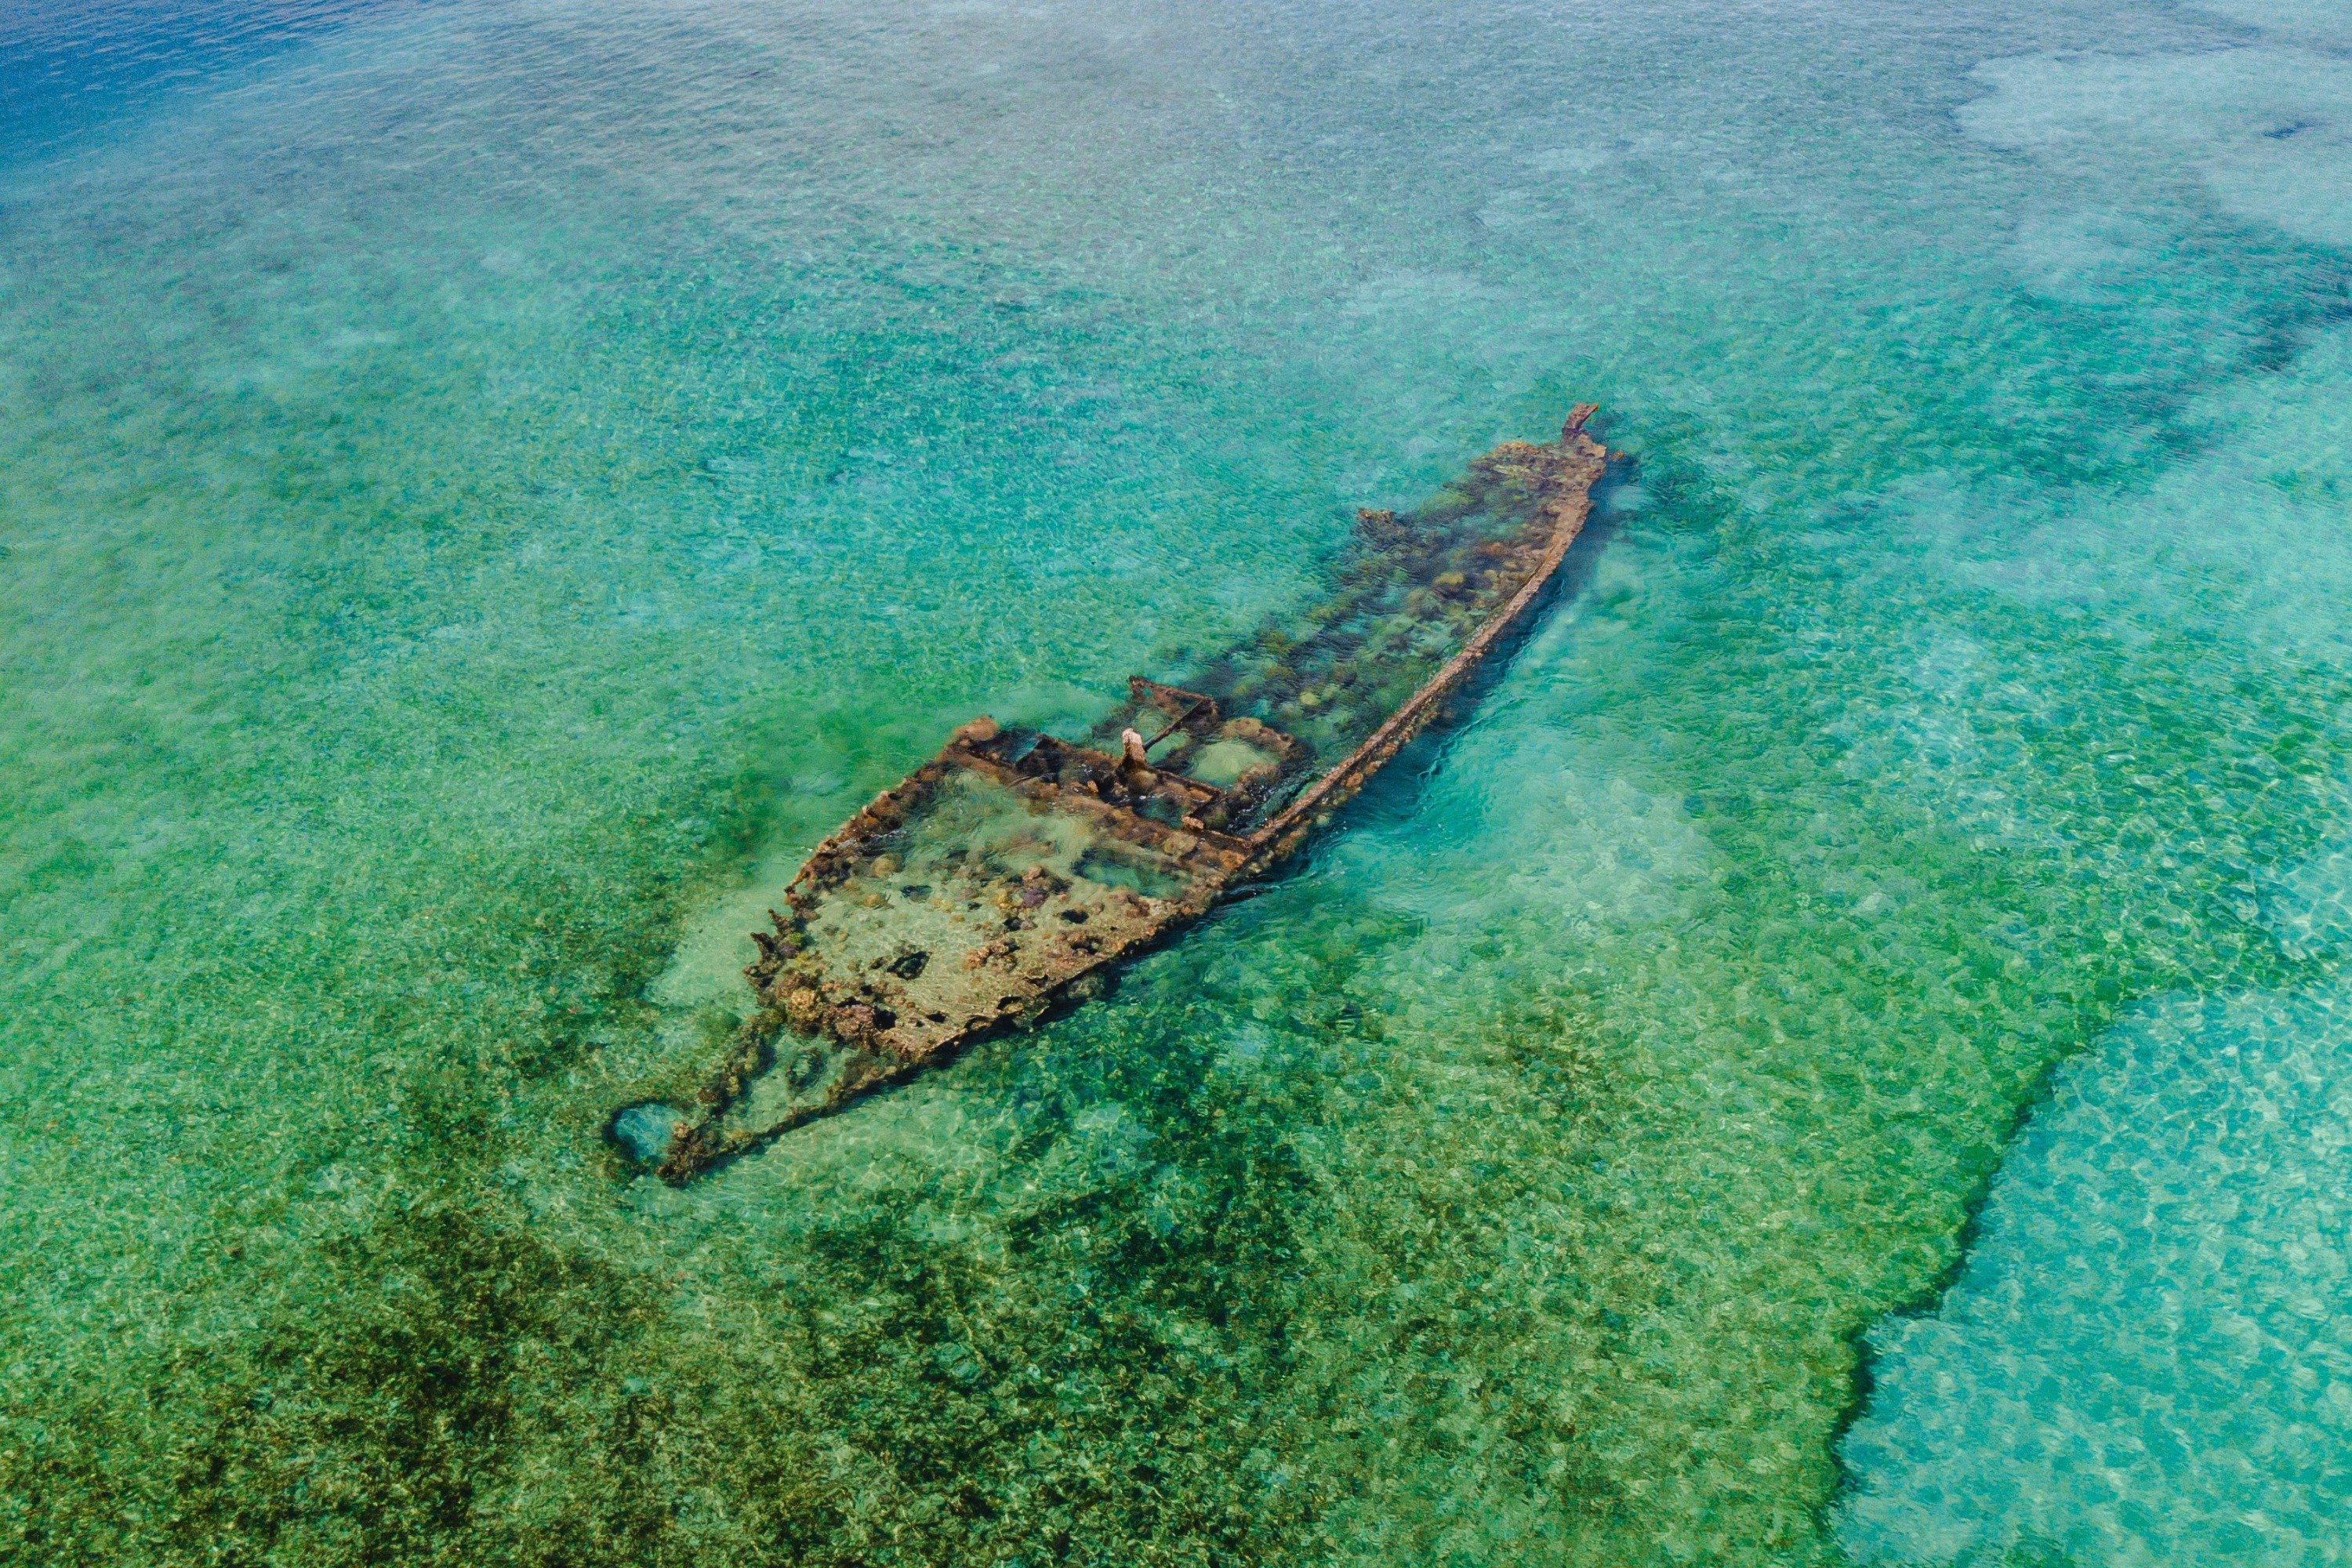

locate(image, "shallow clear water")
[[4, 0, 2350, 1563]]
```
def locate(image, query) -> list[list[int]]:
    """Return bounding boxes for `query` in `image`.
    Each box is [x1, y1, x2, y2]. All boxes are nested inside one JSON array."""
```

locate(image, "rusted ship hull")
[[647, 408, 1610, 1181]]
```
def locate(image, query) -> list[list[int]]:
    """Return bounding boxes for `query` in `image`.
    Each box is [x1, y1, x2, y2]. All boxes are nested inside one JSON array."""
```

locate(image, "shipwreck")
[[626, 406, 1611, 1181]]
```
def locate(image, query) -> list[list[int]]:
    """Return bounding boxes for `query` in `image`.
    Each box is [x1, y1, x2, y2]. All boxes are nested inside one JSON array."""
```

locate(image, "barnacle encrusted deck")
[[641, 408, 1610, 1180]]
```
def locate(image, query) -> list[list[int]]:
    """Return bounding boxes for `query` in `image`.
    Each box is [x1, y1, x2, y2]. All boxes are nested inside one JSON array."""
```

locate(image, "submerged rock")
[[607, 1102, 684, 1166]]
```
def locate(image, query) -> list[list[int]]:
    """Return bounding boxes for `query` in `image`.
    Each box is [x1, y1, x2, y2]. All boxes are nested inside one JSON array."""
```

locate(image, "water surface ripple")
[[4, 1, 2350, 1563]]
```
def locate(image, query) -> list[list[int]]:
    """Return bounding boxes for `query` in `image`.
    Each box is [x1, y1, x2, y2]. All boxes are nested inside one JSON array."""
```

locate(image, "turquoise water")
[[4, 0, 2351, 1562]]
